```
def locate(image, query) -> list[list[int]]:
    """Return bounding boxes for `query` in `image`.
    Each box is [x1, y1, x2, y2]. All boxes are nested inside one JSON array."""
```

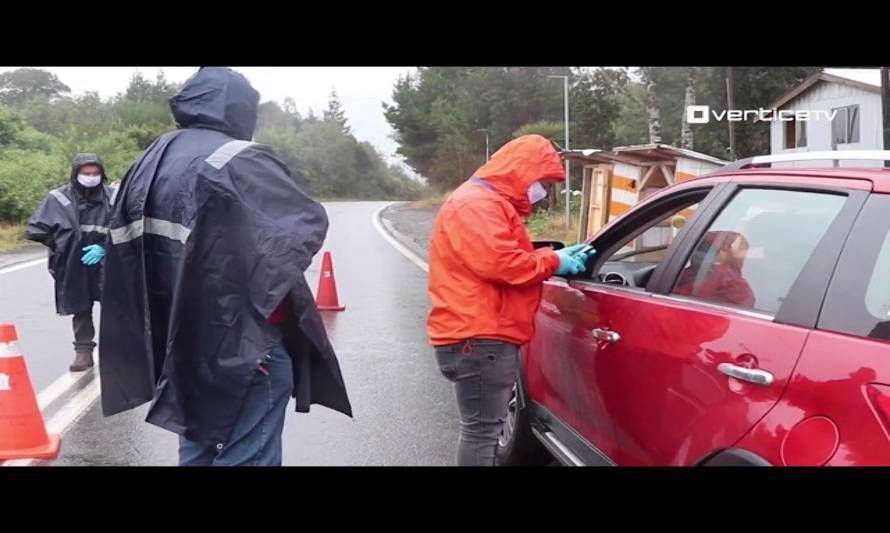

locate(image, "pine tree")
[[323, 87, 350, 134]]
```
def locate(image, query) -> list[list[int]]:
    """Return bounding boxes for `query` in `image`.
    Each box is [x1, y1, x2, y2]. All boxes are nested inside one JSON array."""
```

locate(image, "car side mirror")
[[533, 240, 565, 250]]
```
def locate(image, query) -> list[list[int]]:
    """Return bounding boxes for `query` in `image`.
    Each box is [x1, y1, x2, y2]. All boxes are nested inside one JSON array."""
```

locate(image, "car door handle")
[[592, 328, 621, 344], [717, 363, 774, 386]]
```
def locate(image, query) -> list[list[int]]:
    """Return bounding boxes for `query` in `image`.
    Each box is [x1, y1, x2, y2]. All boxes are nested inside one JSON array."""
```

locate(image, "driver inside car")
[[674, 230, 755, 308]]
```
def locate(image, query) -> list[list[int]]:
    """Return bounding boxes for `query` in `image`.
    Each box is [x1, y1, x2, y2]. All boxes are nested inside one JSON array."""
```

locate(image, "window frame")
[[818, 193, 890, 341], [668, 183, 867, 320], [832, 104, 861, 145], [797, 118, 808, 147], [577, 184, 726, 296], [784, 117, 807, 149], [653, 182, 865, 327], [576, 177, 866, 327]]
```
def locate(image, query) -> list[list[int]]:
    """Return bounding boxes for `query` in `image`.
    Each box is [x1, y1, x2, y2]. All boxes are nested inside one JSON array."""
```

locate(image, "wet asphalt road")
[[0, 245, 96, 393], [1, 201, 459, 466]]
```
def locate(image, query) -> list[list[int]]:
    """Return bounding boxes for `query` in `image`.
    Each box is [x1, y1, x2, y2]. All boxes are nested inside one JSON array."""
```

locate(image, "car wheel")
[[495, 383, 552, 466]]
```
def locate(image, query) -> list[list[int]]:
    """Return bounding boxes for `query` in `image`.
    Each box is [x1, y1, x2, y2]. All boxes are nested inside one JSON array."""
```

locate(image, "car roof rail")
[[722, 150, 890, 171]]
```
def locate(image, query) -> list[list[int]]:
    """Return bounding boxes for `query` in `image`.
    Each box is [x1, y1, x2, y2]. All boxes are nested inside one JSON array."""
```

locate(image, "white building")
[[769, 68, 885, 167]]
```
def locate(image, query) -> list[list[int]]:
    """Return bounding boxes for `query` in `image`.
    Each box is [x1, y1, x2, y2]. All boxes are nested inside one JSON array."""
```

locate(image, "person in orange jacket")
[[427, 134, 593, 466]]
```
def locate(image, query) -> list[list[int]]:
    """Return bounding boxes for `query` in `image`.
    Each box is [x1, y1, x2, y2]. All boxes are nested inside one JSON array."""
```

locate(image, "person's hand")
[[555, 246, 586, 276], [554, 244, 596, 276], [81, 244, 106, 266], [564, 243, 596, 260], [564, 243, 597, 263]]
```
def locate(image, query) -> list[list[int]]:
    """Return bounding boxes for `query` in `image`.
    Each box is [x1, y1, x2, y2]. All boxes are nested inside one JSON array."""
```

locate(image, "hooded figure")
[[98, 67, 351, 466], [427, 134, 593, 466], [25, 153, 116, 371], [427, 134, 585, 346]]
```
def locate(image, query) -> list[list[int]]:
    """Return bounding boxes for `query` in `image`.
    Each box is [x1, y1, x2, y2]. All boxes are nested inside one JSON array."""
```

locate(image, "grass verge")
[[0, 224, 26, 253]]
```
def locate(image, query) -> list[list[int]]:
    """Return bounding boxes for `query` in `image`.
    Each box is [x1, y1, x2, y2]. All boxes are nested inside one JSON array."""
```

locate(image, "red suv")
[[498, 152, 890, 466]]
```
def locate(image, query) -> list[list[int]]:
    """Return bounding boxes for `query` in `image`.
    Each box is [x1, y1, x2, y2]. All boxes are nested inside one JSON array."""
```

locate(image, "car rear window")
[[820, 194, 890, 341]]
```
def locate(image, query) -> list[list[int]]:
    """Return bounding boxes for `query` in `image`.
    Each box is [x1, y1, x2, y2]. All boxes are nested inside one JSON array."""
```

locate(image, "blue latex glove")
[[554, 244, 593, 276], [81, 244, 106, 266], [565, 243, 597, 262]]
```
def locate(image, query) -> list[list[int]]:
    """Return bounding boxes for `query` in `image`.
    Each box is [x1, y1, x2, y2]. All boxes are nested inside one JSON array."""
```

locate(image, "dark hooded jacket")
[[25, 154, 116, 315], [98, 67, 351, 446]]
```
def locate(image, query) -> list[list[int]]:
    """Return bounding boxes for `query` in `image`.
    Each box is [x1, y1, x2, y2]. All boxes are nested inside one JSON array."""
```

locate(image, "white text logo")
[[686, 105, 838, 124]]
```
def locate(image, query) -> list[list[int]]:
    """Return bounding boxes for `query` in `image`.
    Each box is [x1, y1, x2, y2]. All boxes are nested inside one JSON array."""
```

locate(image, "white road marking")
[[0, 258, 47, 276], [372, 205, 429, 273], [37, 369, 93, 410]]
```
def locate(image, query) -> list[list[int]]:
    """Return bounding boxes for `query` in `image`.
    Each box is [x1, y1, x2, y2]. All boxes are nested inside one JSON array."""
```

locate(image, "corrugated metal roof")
[[611, 143, 728, 165], [823, 68, 881, 88], [561, 148, 636, 165], [563, 145, 727, 166]]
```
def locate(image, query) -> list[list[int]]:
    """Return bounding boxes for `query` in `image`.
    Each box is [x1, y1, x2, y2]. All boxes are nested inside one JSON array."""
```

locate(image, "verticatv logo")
[[686, 105, 838, 124]]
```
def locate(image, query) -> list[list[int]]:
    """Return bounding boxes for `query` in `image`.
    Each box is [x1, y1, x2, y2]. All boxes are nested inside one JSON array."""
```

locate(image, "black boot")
[[70, 350, 94, 372]]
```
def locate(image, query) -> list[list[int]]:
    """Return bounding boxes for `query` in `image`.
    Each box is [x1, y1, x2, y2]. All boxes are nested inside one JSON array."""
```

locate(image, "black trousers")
[[72, 304, 96, 352]]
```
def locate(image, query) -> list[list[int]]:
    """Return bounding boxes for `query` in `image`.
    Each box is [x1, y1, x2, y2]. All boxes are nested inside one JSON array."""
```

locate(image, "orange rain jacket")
[[427, 135, 566, 346]]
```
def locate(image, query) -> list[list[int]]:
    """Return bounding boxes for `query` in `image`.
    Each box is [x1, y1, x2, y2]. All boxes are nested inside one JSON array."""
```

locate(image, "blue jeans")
[[178, 338, 294, 466]]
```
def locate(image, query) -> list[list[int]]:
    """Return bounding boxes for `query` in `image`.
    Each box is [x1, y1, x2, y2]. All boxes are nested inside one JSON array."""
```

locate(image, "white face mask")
[[527, 181, 548, 204], [77, 174, 102, 188]]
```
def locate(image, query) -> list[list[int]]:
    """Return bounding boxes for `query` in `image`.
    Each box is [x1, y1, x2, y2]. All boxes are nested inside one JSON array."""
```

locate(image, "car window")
[[608, 205, 699, 265], [588, 190, 708, 290], [819, 194, 890, 342], [671, 188, 846, 314]]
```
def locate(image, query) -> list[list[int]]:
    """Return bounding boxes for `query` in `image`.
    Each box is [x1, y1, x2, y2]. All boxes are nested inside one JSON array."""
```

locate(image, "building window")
[[784, 118, 807, 149], [832, 104, 860, 145]]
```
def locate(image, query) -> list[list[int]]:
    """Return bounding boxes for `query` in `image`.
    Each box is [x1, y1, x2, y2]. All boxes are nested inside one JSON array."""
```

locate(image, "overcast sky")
[[0, 66, 416, 166]]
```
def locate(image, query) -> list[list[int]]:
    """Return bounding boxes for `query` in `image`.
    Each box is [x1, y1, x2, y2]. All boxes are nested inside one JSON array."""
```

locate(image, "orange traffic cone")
[[0, 324, 61, 461], [316, 251, 345, 311]]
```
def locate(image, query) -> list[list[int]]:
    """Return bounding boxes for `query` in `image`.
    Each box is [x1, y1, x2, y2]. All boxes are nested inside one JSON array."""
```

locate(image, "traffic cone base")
[[0, 434, 60, 461], [0, 324, 62, 461], [316, 251, 345, 312]]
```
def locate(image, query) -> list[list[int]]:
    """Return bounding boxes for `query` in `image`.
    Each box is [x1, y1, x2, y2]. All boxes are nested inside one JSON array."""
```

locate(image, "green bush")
[[0, 107, 25, 145], [0, 148, 68, 223]]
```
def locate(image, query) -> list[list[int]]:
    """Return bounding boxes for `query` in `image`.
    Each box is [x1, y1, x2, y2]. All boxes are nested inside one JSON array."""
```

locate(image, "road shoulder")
[[0, 244, 45, 270], [379, 202, 437, 261]]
